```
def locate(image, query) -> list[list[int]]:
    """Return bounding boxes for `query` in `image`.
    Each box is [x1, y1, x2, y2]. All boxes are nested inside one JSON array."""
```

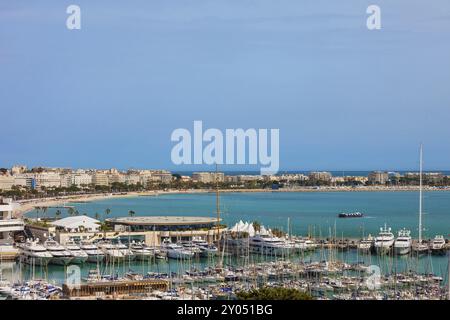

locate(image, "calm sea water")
[[28, 191, 450, 238]]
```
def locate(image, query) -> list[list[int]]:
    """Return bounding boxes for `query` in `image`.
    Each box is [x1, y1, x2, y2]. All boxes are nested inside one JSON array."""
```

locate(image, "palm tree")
[[68, 207, 75, 217], [128, 210, 136, 217], [55, 210, 62, 220], [94, 212, 100, 220]]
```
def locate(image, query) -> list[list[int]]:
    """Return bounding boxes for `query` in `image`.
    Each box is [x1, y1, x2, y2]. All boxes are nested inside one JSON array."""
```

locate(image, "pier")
[[62, 279, 169, 298]]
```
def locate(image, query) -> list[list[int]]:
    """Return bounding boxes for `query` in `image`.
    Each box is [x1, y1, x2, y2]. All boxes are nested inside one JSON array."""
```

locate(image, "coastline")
[[12, 185, 450, 218]]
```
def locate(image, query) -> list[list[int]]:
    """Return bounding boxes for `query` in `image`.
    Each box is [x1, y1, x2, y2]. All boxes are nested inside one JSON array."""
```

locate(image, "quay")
[[62, 279, 169, 298]]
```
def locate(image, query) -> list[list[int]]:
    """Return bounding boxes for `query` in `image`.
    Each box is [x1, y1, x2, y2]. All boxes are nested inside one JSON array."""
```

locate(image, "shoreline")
[[13, 186, 450, 218]]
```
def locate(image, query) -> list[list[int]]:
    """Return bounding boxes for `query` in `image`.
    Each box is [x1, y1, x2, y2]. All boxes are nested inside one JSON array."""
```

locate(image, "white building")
[[0, 174, 14, 191], [50, 216, 100, 233], [0, 198, 24, 257], [192, 172, 225, 183], [72, 172, 93, 187], [34, 172, 62, 188]]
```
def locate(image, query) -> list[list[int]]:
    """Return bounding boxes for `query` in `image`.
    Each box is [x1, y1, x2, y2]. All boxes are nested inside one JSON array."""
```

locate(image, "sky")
[[1, 0, 450, 172]]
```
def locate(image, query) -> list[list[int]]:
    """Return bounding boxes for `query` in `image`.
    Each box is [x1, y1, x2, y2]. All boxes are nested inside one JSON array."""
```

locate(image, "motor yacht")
[[161, 239, 194, 259], [79, 241, 105, 263], [43, 238, 73, 265], [98, 242, 125, 261], [357, 235, 374, 252], [249, 234, 294, 256], [374, 225, 395, 255], [191, 238, 218, 257], [130, 241, 156, 260], [394, 229, 412, 255], [115, 241, 136, 261], [430, 235, 446, 255], [64, 240, 88, 264], [18, 239, 53, 266]]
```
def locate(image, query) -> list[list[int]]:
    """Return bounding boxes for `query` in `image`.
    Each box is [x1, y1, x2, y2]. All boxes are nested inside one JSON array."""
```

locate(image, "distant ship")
[[338, 212, 363, 218]]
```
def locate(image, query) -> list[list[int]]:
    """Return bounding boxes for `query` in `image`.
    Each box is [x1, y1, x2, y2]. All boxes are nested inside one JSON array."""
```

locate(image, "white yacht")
[[374, 225, 395, 255], [130, 242, 156, 260], [161, 239, 194, 259], [357, 235, 374, 252], [191, 238, 218, 257], [98, 242, 125, 261], [249, 234, 294, 256], [115, 241, 136, 261], [431, 235, 446, 255], [64, 240, 88, 264], [18, 239, 53, 266], [394, 229, 412, 255], [79, 241, 105, 263], [305, 239, 318, 251], [43, 238, 73, 265], [180, 241, 202, 256]]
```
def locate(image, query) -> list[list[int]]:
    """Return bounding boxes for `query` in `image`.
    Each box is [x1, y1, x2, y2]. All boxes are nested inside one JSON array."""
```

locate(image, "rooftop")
[[107, 216, 220, 226], [51, 215, 100, 230]]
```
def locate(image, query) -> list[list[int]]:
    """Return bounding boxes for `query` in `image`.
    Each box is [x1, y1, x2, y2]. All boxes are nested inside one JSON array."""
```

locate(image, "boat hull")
[[20, 255, 52, 266], [431, 247, 447, 255], [70, 255, 88, 264], [50, 256, 73, 265], [394, 246, 411, 255], [86, 254, 105, 263]]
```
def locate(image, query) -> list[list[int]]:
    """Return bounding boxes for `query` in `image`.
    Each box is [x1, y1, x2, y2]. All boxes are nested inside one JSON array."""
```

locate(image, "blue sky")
[[1, 1, 450, 171]]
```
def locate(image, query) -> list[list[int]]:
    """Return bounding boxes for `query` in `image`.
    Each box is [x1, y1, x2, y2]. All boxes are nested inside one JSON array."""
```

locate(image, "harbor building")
[[106, 216, 225, 246], [0, 198, 24, 259], [28, 215, 225, 247]]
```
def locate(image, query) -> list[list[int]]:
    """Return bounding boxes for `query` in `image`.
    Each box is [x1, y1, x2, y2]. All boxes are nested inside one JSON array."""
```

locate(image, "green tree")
[[55, 210, 62, 219], [237, 287, 313, 300], [128, 210, 136, 217]]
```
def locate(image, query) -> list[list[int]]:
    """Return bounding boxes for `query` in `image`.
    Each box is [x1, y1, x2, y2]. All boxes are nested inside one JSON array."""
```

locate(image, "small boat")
[[358, 235, 374, 252]]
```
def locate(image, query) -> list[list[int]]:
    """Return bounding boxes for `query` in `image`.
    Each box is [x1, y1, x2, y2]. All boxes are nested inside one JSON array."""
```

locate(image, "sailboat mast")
[[419, 143, 423, 244], [215, 164, 220, 252]]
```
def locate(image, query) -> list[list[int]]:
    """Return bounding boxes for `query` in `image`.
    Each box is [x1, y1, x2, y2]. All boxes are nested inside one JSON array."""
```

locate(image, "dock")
[[62, 279, 169, 298]]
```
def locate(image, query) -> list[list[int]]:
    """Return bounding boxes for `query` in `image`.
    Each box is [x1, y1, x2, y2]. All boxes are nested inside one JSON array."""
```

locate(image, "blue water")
[[28, 191, 450, 238]]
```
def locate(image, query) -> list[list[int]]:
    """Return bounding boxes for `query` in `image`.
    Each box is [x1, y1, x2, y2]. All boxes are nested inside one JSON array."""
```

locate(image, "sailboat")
[[412, 144, 429, 255]]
